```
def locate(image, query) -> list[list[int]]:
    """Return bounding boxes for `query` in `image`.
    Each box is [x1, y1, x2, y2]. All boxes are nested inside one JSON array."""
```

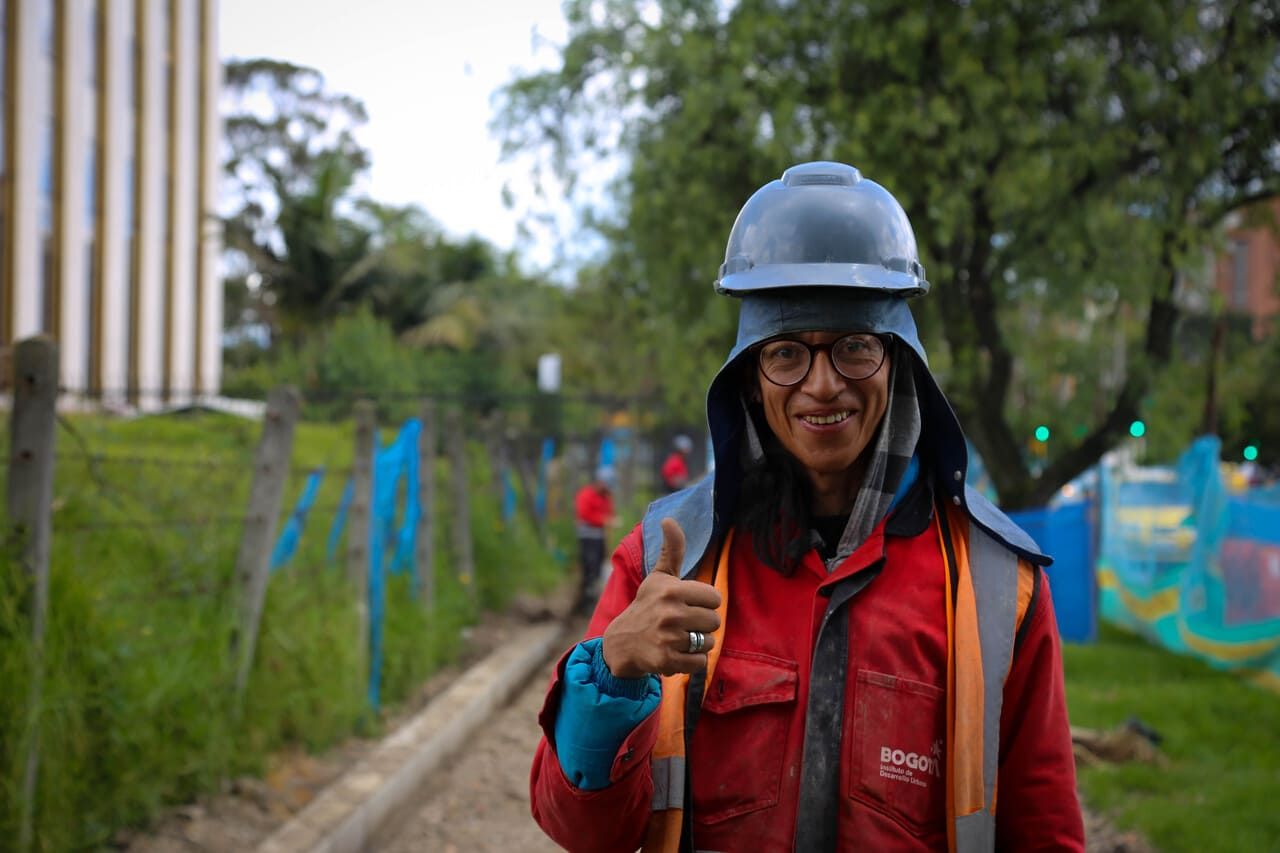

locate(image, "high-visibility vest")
[[643, 503, 1035, 853]]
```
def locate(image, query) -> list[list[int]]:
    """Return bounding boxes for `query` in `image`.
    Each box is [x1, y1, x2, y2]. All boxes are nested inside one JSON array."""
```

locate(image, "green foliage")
[[496, 0, 1280, 507], [221, 58, 555, 373], [222, 59, 373, 344], [1113, 314, 1275, 466], [1231, 319, 1280, 468], [0, 409, 566, 849], [1063, 623, 1280, 850], [222, 309, 500, 422]]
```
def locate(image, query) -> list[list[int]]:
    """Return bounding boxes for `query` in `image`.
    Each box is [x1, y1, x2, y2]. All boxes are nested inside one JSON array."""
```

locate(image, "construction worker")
[[573, 466, 617, 615], [660, 435, 695, 493], [531, 163, 1084, 851]]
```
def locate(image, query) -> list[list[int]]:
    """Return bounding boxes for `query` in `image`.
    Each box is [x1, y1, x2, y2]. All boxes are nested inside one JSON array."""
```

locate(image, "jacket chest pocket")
[[846, 669, 946, 836], [689, 649, 798, 825]]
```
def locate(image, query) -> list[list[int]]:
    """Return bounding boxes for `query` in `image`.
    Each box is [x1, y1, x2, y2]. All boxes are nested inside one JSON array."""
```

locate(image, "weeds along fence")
[[0, 337, 693, 851]]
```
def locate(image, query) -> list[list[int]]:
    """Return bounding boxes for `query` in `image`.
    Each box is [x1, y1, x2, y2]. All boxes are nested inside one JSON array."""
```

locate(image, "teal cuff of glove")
[[554, 638, 660, 790], [589, 640, 656, 700]]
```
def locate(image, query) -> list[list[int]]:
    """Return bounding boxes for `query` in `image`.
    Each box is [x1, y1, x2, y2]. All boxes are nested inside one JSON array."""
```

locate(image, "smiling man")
[[528, 162, 1084, 852]]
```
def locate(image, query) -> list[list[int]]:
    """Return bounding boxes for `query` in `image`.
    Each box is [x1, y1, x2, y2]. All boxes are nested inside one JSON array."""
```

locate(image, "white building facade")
[[1, 0, 221, 404]]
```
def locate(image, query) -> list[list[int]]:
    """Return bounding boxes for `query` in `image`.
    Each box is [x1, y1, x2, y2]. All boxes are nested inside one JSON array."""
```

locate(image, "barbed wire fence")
[[1, 335, 708, 848]]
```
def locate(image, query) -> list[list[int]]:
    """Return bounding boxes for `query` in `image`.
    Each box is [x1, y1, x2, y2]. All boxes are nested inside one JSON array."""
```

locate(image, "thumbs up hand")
[[601, 518, 722, 678]]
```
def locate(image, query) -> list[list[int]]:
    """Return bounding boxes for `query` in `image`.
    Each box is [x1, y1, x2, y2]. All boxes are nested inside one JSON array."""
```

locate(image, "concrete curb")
[[257, 621, 567, 853]]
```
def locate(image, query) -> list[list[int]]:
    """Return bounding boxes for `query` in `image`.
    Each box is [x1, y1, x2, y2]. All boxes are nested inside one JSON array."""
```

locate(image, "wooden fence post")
[[619, 403, 640, 511], [513, 440, 546, 540], [346, 401, 375, 680], [233, 386, 300, 697], [445, 407, 475, 593], [485, 417, 505, 506], [416, 400, 437, 609], [7, 337, 57, 853]]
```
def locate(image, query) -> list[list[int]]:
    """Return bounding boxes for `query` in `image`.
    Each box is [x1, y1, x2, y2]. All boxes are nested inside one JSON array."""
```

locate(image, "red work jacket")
[[530, 496, 1084, 852], [575, 485, 614, 529]]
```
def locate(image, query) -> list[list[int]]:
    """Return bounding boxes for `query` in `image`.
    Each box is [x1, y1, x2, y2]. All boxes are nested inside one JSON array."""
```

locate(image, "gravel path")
[[385, 654, 562, 853]]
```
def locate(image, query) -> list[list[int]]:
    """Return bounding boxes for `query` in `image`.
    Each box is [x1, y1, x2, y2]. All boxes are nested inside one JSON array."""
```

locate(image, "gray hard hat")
[[715, 161, 929, 297], [594, 465, 617, 488]]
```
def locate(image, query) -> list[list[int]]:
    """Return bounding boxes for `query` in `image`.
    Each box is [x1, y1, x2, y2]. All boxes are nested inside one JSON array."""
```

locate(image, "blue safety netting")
[[1098, 435, 1280, 691], [288, 419, 425, 712], [1007, 500, 1098, 643]]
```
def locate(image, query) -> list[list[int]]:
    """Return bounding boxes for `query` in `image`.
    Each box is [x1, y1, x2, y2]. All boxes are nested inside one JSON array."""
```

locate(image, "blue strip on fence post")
[[368, 418, 427, 712], [392, 420, 422, 593], [503, 468, 517, 525], [270, 468, 326, 573], [326, 479, 354, 564], [366, 420, 406, 712], [382, 420, 418, 577], [536, 437, 554, 521], [367, 428, 384, 713]]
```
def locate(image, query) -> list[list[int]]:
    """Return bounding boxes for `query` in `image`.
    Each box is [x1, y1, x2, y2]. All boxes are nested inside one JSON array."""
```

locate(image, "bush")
[[220, 310, 514, 424]]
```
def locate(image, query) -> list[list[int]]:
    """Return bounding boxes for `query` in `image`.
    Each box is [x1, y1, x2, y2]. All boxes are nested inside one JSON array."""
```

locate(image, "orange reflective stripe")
[[1015, 561, 1035, 635], [938, 506, 987, 822], [642, 808, 683, 853], [651, 675, 690, 760], [940, 512, 958, 853], [643, 531, 734, 853], [952, 520, 987, 819], [705, 531, 731, 686]]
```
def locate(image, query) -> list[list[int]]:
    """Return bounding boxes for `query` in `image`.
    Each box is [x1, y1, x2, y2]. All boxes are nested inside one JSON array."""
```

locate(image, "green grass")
[[0, 409, 568, 850], [1063, 623, 1280, 851]]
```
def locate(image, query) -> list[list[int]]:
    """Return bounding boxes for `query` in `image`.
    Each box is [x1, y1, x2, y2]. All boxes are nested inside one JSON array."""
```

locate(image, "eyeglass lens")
[[759, 334, 885, 385]]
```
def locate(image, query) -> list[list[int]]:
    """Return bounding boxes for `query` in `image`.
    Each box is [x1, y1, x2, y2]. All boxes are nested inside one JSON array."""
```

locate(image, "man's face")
[[755, 331, 892, 483]]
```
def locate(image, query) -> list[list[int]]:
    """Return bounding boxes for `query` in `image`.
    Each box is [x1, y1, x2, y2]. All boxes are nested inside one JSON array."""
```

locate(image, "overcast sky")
[[219, 0, 577, 269]]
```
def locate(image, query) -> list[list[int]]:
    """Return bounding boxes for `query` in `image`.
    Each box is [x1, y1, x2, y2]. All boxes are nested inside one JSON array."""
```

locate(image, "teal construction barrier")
[[1098, 436, 1280, 692]]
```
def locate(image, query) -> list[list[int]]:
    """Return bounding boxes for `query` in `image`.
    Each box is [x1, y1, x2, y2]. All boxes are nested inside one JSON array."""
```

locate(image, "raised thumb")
[[654, 517, 686, 578]]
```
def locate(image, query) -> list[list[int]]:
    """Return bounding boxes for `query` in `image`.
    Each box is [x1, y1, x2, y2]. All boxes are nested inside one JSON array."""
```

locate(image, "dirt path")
[[385, 653, 562, 853]]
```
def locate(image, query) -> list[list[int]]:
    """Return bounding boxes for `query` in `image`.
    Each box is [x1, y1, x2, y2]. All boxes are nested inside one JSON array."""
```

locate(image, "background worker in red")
[[660, 434, 694, 493], [573, 465, 617, 615], [531, 162, 1084, 852]]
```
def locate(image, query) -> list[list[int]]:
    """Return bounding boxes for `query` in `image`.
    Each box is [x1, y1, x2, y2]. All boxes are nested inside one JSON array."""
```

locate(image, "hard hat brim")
[[716, 262, 929, 297]]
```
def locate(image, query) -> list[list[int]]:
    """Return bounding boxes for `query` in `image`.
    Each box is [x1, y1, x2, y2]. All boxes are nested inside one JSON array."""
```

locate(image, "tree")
[[496, 0, 1280, 507], [221, 58, 375, 343]]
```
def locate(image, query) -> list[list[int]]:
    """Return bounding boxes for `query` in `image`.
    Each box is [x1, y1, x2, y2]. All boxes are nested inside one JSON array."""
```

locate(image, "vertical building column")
[[167, 0, 197, 404], [57, 1, 88, 392], [97, 0, 130, 401], [134, 0, 164, 409], [196, 0, 221, 397], [10, 0, 47, 338]]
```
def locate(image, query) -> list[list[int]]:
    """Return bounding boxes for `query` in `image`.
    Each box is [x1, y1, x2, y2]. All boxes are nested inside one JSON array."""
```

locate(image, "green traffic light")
[[1034, 425, 1050, 442], [1244, 445, 1259, 462], [1129, 420, 1146, 438]]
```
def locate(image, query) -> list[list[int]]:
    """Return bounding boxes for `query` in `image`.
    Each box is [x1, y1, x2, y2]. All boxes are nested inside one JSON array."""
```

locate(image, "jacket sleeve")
[[553, 638, 660, 790], [530, 525, 660, 852], [994, 568, 1086, 851]]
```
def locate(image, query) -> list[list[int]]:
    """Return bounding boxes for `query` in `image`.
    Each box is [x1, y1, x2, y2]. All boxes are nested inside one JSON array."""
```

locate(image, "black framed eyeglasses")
[[756, 334, 888, 387]]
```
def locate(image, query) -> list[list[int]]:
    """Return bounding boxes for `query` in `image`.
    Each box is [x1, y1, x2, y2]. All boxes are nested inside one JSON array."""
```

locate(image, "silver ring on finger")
[[686, 630, 706, 654]]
